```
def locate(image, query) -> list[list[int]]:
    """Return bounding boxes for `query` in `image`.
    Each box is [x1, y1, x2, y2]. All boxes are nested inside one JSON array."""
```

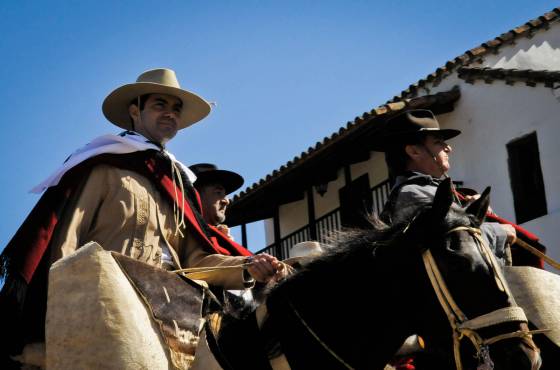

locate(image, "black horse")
[[205, 179, 541, 370]]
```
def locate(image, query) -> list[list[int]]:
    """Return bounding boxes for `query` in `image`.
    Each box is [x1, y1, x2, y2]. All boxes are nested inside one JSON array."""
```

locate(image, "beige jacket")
[[49, 164, 250, 289]]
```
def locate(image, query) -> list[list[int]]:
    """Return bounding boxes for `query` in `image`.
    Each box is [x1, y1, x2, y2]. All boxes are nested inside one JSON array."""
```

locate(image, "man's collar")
[[120, 131, 164, 150], [394, 171, 444, 189], [31, 132, 196, 193]]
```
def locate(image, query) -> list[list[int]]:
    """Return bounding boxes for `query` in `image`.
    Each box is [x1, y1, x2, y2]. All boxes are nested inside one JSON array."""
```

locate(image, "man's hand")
[[500, 224, 517, 244], [246, 253, 288, 283]]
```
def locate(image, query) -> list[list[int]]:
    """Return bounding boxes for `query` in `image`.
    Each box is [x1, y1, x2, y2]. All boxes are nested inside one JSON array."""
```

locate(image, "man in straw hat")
[[0, 68, 285, 368], [374, 109, 516, 262]]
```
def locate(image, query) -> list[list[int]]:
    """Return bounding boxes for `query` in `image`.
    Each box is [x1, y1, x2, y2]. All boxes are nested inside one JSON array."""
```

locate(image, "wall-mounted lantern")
[[315, 182, 329, 197]]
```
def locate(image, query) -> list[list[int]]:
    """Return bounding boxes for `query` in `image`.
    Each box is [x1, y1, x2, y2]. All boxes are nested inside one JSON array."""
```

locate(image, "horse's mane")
[[271, 203, 450, 290], [208, 199, 486, 369], [209, 184, 539, 370], [276, 217, 397, 285], [243, 214, 414, 363], [263, 201, 475, 322]]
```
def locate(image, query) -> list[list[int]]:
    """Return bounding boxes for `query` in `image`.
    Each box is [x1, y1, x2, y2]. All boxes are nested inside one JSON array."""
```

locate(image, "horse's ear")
[[432, 178, 454, 221], [465, 186, 491, 224]]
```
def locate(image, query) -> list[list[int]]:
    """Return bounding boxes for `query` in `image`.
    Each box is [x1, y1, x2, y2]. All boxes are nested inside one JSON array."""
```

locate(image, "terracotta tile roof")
[[232, 7, 560, 205], [231, 87, 460, 203], [391, 8, 560, 102], [232, 106, 386, 202], [458, 67, 560, 87]]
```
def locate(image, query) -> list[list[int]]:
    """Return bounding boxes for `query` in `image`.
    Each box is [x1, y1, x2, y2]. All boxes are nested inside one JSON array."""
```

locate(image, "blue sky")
[[0, 0, 558, 252]]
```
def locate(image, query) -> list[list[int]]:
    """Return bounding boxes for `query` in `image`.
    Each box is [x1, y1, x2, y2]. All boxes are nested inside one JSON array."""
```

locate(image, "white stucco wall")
[[263, 24, 560, 260], [278, 194, 309, 237], [263, 168, 345, 245], [266, 152, 392, 243], [349, 151, 389, 187], [482, 22, 560, 71], [264, 218, 274, 246], [426, 24, 560, 262], [314, 168, 346, 218], [441, 83, 560, 262]]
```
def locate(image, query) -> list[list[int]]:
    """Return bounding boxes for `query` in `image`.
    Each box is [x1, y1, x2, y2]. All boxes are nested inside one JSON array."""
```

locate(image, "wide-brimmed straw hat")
[[371, 109, 461, 152], [189, 163, 244, 195], [102, 68, 211, 130]]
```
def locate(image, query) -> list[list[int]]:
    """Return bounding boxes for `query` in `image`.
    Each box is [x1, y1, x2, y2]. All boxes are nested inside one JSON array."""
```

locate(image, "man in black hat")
[[189, 163, 243, 234], [372, 109, 519, 370], [375, 109, 516, 261], [189, 163, 288, 284]]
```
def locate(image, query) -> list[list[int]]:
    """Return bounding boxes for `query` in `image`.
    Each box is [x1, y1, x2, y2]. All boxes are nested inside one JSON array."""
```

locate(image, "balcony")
[[257, 179, 390, 259], [257, 178, 463, 259]]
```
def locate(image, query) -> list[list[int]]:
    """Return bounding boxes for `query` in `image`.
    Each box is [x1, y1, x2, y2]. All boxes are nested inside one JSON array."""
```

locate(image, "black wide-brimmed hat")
[[189, 163, 244, 195], [371, 109, 461, 152]]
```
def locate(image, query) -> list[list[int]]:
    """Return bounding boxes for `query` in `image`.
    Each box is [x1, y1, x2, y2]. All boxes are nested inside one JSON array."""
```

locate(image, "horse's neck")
[[264, 263, 419, 369]]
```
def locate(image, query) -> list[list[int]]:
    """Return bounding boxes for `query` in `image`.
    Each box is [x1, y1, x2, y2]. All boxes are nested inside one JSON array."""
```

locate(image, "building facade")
[[227, 8, 560, 264]]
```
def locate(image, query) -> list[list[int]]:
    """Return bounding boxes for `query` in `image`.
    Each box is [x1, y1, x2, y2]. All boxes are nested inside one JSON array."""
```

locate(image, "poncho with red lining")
[[0, 150, 251, 355]]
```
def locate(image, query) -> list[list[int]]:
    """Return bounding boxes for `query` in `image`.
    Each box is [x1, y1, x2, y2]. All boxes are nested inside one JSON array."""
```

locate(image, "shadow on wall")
[[487, 38, 560, 70]]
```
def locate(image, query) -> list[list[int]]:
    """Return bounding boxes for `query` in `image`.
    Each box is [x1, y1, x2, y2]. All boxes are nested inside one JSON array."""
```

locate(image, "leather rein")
[[423, 226, 546, 370]]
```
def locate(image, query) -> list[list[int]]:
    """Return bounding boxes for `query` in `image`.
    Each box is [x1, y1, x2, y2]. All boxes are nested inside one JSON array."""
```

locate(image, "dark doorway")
[[339, 174, 373, 229]]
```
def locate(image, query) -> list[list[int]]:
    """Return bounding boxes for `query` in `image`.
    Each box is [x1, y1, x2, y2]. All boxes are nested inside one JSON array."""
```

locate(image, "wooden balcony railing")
[[316, 208, 342, 244], [257, 179, 390, 258], [256, 178, 463, 259]]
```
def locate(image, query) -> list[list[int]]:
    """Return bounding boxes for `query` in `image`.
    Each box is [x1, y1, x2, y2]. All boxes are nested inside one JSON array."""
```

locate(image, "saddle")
[[46, 242, 209, 370]]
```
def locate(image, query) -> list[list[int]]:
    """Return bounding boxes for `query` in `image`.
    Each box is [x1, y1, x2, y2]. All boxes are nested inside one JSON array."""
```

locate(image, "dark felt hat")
[[189, 163, 244, 195], [371, 109, 461, 152]]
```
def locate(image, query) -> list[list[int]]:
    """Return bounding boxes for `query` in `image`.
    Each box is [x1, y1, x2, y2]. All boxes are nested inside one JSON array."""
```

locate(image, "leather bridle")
[[284, 225, 547, 370], [423, 226, 546, 370]]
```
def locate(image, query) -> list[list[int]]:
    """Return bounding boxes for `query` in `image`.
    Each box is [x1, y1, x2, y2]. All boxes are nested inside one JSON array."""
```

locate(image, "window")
[[506, 132, 547, 223]]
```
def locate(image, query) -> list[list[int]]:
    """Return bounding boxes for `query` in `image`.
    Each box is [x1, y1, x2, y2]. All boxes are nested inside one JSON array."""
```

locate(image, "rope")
[[169, 157, 186, 237], [452, 188, 560, 271], [273, 224, 546, 370], [287, 300, 355, 370], [423, 249, 467, 322], [423, 226, 546, 370], [514, 238, 560, 271], [483, 329, 550, 346], [446, 227, 510, 295], [459, 307, 527, 330], [172, 262, 252, 276]]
